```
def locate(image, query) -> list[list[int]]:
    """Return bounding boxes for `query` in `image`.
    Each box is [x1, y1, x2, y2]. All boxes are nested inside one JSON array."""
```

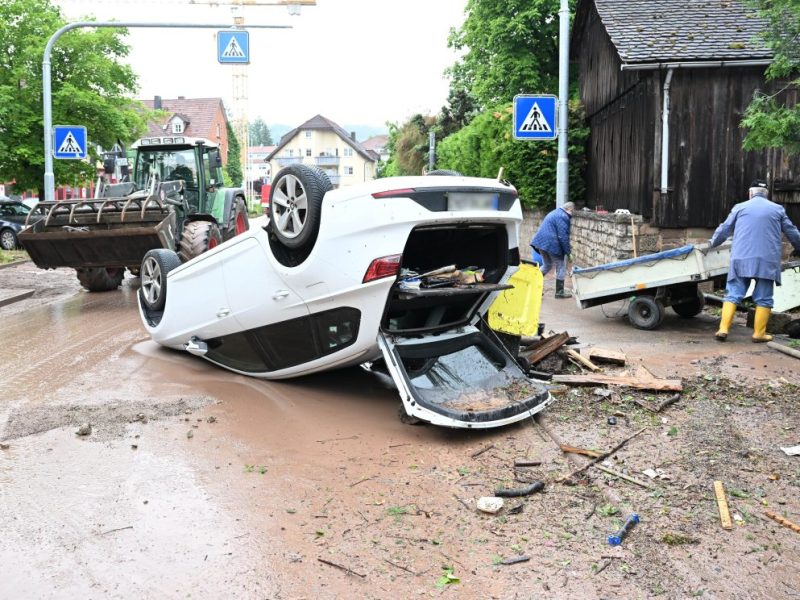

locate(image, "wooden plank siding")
[[575, 2, 800, 229]]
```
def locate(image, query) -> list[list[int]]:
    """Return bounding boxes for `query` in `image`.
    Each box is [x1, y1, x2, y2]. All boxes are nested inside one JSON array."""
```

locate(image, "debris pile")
[[398, 264, 487, 290]]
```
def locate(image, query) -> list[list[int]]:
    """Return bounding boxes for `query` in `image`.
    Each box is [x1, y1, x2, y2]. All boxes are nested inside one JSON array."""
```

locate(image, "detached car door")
[[378, 326, 552, 429]]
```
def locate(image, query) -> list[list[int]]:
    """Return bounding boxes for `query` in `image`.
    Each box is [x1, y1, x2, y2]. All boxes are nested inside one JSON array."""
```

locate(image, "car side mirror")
[[208, 149, 223, 168]]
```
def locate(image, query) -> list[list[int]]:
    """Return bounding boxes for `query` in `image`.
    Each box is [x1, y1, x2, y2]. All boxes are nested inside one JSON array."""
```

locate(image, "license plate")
[[447, 192, 499, 211]]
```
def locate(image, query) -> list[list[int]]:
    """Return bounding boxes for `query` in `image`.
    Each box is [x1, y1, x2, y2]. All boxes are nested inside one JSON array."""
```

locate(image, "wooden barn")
[[572, 0, 800, 229]]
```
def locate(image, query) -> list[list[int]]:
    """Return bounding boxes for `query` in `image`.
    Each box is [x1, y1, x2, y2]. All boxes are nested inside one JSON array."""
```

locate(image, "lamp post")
[[555, 0, 570, 208]]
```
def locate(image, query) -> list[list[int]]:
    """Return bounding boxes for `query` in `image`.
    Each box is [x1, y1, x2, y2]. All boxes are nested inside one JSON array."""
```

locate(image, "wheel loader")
[[19, 136, 250, 291]]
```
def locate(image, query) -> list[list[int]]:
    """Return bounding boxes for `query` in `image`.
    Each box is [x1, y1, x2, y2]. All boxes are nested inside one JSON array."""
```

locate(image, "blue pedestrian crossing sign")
[[218, 30, 250, 64], [53, 125, 88, 159], [513, 94, 558, 140]]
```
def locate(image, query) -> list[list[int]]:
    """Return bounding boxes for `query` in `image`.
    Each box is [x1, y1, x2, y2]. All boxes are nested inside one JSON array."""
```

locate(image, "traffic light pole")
[[42, 21, 291, 202]]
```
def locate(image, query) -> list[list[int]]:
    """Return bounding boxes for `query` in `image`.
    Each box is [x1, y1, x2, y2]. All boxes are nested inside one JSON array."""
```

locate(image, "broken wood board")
[[559, 444, 601, 458], [520, 331, 570, 364], [714, 481, 733, 530], [565, 349, 600, 372], [581, 347, 627, 366], [593, 464, 652, 489], [765, 510, 800, 534], [552, 373, 683, 392]]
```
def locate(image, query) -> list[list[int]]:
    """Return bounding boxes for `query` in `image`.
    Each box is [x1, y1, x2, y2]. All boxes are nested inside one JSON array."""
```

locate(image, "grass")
[[0, 249, 28, 264]]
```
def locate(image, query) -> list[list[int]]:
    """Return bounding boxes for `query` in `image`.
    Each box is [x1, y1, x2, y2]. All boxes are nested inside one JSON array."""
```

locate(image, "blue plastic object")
[[530, 248, 544, 266], [607, 513, 640, 546], [573, 245, 694, 275]]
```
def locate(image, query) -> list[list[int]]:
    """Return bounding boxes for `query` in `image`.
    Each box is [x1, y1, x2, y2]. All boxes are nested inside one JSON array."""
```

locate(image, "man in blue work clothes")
[[710, 180, 800, 342], [531, 202, 574, 298]]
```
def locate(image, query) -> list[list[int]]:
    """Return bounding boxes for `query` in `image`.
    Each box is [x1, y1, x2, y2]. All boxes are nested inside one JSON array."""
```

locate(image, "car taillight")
[[363, 254, 402, 283], [371, 188, 416, 199]]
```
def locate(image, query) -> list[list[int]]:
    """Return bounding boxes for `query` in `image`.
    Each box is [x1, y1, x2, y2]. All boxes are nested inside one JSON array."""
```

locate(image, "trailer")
[[571, 242, 731, 329]]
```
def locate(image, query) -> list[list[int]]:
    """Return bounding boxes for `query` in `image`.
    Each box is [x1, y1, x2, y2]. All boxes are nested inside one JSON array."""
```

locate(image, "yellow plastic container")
[[487, 263, 543, 337]]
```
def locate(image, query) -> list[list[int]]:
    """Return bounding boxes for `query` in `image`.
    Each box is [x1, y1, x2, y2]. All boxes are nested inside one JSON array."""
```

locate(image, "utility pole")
[[555, 0, 570, 208]]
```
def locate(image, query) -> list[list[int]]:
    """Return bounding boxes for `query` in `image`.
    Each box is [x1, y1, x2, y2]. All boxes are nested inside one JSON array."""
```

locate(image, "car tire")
[[0, 228, 17, 250], [226, 196, 249, 241], [76, 267, 125, 292], [308, 166, 333, 192], [179, 220, 223, 262], [269, 164, 326, 250], [426, 169, 462, 176], [672, 290, 705, 318], [139, 249, 182, 312], [628, 296, 665, 330]]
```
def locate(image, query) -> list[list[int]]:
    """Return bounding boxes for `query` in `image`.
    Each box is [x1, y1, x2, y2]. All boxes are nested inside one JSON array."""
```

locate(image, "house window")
[[172, 120, 184, 134], [216, 124, 221, 139], [343, 148, 353, 157], [288, 149, 294, 157], [306, 148, 312, 156], [305, 131, 312, 139], [344, 166, 354, 176]]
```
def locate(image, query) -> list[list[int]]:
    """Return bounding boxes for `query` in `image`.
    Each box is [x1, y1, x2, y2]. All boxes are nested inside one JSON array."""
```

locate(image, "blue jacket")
[[531, 207, 571, 257], [710, 193, 800, 284]]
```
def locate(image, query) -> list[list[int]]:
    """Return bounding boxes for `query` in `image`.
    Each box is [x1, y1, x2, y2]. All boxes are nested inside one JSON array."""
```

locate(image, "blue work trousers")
[[724, 276, 775, 309], [540, 251, 567, 280]]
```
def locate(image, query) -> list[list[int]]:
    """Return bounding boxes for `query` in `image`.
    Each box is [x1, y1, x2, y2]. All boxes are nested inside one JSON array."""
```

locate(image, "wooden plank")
[[552, 373, 683, 392], [565, 349, 601, 372], [765, 510, 800, 534], [520, 331, 570, 364], [714, 481, 733, 530], [583, 347, 627, 366], [594, 464, 652, 489], [559, 444, 602, 458]]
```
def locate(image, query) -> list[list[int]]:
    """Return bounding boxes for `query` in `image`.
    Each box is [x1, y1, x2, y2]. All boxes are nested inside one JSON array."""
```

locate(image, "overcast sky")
[[53, 0, 468, 131]]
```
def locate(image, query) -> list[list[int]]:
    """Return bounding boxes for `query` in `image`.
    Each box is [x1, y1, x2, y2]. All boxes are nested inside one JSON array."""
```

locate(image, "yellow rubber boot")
[[752, 306, 773, 343], [715, 302, 737, 341]]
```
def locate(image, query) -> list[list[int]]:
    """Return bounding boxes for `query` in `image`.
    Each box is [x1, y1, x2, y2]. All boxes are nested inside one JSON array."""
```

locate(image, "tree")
[[380, 114, 436, 177], [225, 121, 243, 186], [446, 0, 575, 110], [742, 0, 800, 154], [249, 117, 273, 146], [0, 0, 148, 194]]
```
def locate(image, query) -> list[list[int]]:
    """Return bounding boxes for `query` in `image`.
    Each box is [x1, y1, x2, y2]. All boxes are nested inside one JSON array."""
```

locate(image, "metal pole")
[[42, 21, 291, 201], [428, 131, 435, 173], [555, 0, 570, 208]]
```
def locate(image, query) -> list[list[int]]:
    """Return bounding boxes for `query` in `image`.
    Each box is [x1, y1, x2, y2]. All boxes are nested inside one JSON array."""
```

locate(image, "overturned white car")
[[138, 165, 552, 428]]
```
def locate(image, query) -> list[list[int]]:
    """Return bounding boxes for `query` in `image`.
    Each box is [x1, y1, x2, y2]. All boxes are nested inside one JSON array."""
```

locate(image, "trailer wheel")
[[76, 267, 125, 292], [179, 220, 222, 262], [628, 296, 665, 330], [672, 290, 705, 318], [139, 249, 181, 312], [269, 164, 326, 250]]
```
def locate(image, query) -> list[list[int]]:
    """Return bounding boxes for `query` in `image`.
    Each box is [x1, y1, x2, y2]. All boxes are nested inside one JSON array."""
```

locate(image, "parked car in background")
[[0, 199, 33, 250], [137, 166, 553, 429]]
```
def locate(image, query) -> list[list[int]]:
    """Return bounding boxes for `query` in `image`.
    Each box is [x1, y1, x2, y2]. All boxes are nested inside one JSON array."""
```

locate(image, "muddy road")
[[1, 263, 799, 599]]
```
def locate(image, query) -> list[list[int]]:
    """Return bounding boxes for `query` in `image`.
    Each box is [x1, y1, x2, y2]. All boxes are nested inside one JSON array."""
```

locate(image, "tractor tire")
[[628, 296, 665, 330], [269, 164, 326, 250], [179, 220, 222, 263], [225, 196, 250, 241], [76, 267, 125, 292], [1, 228, 18, 250], [426, 169, 462, 176], [139, 249, 181, 312], [672, 290, 705, 318]]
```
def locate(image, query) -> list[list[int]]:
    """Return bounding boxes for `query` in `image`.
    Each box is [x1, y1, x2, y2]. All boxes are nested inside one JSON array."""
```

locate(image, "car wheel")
[[179, 220, 223, 262], [0, 228, 17, 250], [226, 196, 249, 240], [426, 169, 462, 176], [139, 249, 181, 312], [308, 166, 333, 192], [628, 296, 665, 330], [75, 267, 125, 292], [672, 290, 705, 318], [269, 164, 326, 250]]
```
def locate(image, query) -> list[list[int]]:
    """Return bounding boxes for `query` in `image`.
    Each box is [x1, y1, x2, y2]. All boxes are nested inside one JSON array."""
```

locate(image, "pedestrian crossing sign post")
[[53, 125, 88, 159], [217, 30, 250, 64], [513, 94, 558, 141]]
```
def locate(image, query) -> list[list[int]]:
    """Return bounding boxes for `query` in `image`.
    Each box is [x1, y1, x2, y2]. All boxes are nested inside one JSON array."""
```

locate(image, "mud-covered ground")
[[1, 264, 799, 599]]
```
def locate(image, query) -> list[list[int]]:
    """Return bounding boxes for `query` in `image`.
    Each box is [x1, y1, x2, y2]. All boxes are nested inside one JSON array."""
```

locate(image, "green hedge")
[[436, 100, 588, 210]]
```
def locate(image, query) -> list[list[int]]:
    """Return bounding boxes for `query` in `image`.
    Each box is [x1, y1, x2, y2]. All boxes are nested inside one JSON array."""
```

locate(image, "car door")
[[377, 326, 553, 429]]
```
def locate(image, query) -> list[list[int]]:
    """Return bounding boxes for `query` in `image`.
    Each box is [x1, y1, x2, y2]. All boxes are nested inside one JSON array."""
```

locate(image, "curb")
[[0, 289, 35, 308], [0, 259, 32, 271]]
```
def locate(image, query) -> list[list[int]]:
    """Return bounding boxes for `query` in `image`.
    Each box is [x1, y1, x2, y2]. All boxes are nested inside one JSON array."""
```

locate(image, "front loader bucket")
[[18, 197, 177, 269]]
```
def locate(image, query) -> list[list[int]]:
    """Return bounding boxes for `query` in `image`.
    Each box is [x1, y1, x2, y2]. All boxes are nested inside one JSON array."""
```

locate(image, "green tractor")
[[19, 136, 250, 292]]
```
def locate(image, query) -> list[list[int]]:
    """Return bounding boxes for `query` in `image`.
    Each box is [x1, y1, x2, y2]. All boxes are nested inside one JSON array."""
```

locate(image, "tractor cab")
[[131, 137, 225, 218]]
